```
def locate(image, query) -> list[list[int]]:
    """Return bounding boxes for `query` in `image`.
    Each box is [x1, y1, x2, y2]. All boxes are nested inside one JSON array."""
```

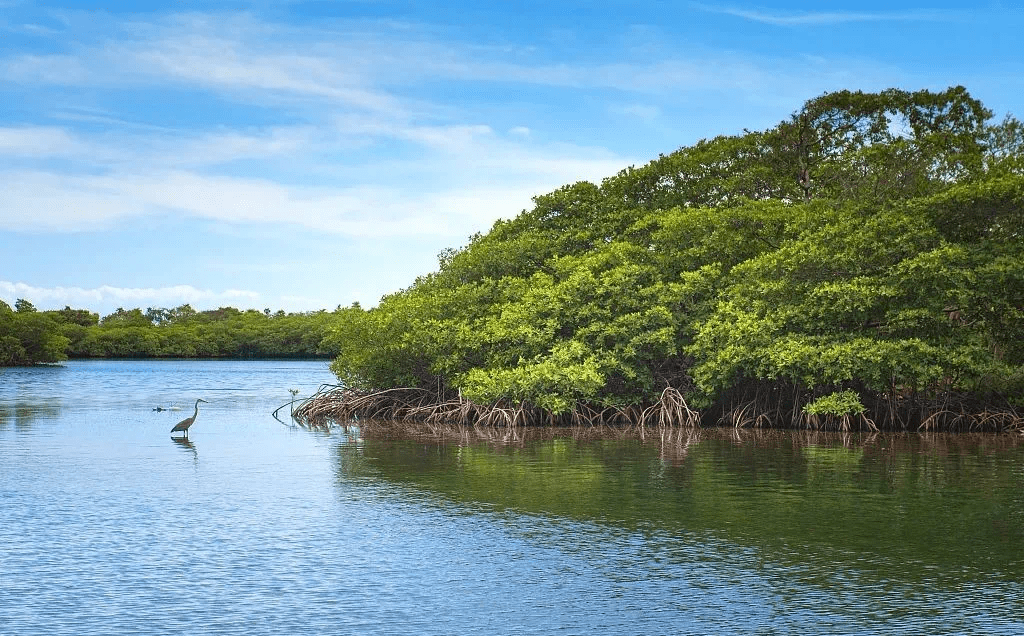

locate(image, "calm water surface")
[[1, 360, 1022, 635]]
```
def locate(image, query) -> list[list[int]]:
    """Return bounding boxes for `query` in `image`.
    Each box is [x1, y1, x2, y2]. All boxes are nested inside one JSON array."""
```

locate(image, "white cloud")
[[2, 21, 411, 117], [0, 111, 629, 237], [0, 10, 903, 245], [0, 281, 260, 312], [136, 41, 406, 116], [2, 171, 138, 229], [394, 123, 494, 151], [0, 154, 624, 236], [0, 54, 89, 84], [0, 126, 83, 156], [688, 3, 956, 26], [1, 11, 901, 106], [166, 127, 319, 166], [0, 124, 321, 168], [611, 103, 661, 121]]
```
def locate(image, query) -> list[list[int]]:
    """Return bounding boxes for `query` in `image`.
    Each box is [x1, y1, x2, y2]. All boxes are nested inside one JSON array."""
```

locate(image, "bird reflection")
[[171, 435, 199, 467]]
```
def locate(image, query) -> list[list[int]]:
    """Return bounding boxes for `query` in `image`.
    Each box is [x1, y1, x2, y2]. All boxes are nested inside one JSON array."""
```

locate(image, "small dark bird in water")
[[171, 399, 208, 438]]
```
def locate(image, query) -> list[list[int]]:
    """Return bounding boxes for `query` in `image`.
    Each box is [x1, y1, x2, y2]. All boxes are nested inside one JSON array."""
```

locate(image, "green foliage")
[[771, 86, 992, 203], [803, 390, 867, 416], [460, 341, 605, 413], [687, 180, 1022, 413], [0, 299, 69, 365], [101, 307, 152, 328], [319, 86, 1023, 424], [46, 306, 99, 327], [0, 303, 351, 363], [984, 114, 1024, 176]]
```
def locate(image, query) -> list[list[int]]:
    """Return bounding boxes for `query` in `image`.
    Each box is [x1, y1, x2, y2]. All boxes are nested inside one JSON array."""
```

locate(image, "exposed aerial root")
[[293, 384, 702, 433], [292, 383, 1024, 435]]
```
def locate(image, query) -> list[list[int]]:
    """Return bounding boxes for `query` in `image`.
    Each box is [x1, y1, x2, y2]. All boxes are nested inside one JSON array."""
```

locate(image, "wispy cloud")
[[0, 12, 647, 241], [0, 162, 624, 237], [1, 11, 899, 105], [1, 15, 415, 117], [0, 21, 61, 36], [0, 126, 83, 156], [0, 123, 324, 168], [689, 3, 955, 26], [0, 11, 904, 259], [0, 281, 260, 312], [136, 40, 407, 116], [0, 53, 89, 83], [611, 103, 662, 121], [0, 110, 628, 238]]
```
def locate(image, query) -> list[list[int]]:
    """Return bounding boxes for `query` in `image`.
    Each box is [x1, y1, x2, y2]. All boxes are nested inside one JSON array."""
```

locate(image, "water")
[[2, 360, 1022, 635]]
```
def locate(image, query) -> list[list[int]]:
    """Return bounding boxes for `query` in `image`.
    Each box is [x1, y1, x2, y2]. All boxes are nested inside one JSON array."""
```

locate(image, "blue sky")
[[2, 1, 1022, 315]]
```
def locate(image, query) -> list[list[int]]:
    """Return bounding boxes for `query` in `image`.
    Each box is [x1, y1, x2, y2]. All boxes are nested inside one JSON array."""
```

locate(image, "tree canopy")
[[318, 86, 1024, 430], [0, 301, 357, 363], [0, 300, 70, 366], [62, 304, 356, 359]]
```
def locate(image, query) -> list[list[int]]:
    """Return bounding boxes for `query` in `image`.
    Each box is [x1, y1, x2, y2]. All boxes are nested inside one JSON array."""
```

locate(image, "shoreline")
[[294, 385, 1024, 435]]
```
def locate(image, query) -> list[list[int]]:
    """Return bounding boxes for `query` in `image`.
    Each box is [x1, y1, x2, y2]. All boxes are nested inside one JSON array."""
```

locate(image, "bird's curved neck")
[[193, 401, 201, 417]]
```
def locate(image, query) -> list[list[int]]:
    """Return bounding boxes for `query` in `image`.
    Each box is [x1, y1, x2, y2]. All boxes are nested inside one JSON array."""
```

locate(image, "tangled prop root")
[[293, 385, 701, 434]]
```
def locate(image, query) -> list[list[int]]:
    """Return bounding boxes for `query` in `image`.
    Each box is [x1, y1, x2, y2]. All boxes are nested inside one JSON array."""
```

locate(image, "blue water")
[[1, 360, 1022, 635]]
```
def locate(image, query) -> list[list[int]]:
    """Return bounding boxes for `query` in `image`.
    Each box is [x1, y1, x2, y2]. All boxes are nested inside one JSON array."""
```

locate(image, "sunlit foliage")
[[0, 300, 69, 365], [323, 86, 1024, 428]]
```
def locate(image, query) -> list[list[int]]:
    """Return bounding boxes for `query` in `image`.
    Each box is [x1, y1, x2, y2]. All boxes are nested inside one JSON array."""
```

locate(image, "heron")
[[171, 399, 208, 438]]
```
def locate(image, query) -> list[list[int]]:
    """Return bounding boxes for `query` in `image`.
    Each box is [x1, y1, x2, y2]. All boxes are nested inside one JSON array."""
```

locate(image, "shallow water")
[[1, 360, 1022, 635]]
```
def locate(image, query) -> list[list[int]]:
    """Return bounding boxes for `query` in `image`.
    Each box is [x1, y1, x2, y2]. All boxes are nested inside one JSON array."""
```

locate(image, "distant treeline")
[[300, 86, 1024, 432], [0, 299, 359, 365]]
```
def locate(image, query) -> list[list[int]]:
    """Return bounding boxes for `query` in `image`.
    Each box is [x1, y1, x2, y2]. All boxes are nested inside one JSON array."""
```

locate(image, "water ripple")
[[2, 361, 1023, 635]]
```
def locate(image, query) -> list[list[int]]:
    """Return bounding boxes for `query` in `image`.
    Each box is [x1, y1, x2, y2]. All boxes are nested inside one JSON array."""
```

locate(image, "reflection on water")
[[336, 430, 1024, 584], [0, 401, 62, 429], [1, 360, 1023, 635], [170, 435, 198, 467], [330, 429, 1024, 634]]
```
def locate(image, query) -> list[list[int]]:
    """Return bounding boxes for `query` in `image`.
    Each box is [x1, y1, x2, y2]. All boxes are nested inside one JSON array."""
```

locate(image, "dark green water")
[[2, 361, 1022, 634], [344, 431, 1024, 580]]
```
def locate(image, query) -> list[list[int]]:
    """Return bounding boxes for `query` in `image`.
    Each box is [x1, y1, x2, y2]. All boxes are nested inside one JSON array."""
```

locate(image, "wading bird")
[[171, 399, 208, 438]]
